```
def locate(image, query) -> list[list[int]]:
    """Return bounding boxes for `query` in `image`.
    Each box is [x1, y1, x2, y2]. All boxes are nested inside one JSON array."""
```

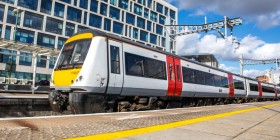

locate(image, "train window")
[[205, 73, 214, 86], [125, 53, 145, 77], [176, 65, 181, 82], [262, 86, 275, 93], [249, 83, 258, 91], [56, 39, 91, 69], [221, 77, 228, 88], [196, 70, 205, 85], [182, 67, 195, 83], [110, 45, 120, 74], [144, 57, 167, 80], [234, 80, 244, 90], [125, 52, 166, 80], [214, 75, 221, 87]]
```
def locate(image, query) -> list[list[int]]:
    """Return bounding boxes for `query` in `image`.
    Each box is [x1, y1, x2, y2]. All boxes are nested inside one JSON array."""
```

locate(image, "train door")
[[227, 74, 234, 97], [258, 82, 262, 98], [107, 40, 123, 94], [166, 56, 182, 96]]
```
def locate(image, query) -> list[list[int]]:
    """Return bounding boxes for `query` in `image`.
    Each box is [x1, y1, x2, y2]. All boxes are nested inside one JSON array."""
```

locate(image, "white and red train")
[[49, 29, 279, 114]]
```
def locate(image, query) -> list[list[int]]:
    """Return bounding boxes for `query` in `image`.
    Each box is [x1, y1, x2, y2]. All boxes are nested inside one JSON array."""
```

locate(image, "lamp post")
[[12, 7, 23, 41], [7, 7, 23, 84]]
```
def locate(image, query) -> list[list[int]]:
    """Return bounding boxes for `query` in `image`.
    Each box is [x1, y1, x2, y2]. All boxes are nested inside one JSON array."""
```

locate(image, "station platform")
[[0, 101, 279, 140], [0, 93, 48, 99]]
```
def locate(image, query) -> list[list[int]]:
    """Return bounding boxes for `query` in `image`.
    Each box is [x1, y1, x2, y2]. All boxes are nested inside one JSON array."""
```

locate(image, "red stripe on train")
[[166, 56, 175, 96], [174, 58, 182, 96], [166, 56, 182, 96], [228, 74, 234, 97], [258, 82, 262, 97]]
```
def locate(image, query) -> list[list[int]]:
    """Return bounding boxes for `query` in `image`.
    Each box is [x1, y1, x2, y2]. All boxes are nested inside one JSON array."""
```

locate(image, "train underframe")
[[49, 91, 277, 114]]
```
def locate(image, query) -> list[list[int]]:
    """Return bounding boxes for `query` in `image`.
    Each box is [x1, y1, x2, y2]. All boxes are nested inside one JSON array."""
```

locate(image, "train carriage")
[[49, 29, 279, 114]]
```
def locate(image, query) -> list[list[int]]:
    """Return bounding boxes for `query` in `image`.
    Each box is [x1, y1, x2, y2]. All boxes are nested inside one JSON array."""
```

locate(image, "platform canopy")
[[0, 38, 60, 57]]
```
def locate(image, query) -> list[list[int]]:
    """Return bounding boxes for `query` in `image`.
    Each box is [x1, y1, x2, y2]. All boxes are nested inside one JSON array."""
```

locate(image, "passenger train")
[[49, 29, 279, 114]]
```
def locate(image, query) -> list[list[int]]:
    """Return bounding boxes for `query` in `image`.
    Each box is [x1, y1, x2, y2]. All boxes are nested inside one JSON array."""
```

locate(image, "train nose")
[[53, 68, 81, 86]]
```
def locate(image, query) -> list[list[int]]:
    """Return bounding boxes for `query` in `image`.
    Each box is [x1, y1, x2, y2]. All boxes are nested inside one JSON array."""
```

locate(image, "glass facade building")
[[0, 0, 177, 82]]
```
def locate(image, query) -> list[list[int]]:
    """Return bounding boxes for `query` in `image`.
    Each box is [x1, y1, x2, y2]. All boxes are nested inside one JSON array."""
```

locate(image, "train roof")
[[73, 29, 276, 86]]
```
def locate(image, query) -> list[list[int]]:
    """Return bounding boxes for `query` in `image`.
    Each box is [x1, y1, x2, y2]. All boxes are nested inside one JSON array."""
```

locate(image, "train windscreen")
[[55, 39, 91, 69]]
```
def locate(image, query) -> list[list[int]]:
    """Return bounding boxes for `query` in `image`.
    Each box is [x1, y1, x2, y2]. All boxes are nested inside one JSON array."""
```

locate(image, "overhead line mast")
[[164, 16, 242, 53]]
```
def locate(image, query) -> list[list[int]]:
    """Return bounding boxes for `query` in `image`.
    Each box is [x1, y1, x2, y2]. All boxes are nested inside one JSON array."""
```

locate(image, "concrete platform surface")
[[0, 101, 279, 140], [0, 93, 48, 99]]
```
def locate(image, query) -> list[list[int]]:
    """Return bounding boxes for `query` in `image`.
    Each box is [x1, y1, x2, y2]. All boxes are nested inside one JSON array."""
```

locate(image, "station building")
[[0, 0, 177, 83]]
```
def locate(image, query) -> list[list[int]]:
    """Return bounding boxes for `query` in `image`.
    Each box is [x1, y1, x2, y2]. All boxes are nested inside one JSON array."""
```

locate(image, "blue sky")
[[167, 0, 280, 77]]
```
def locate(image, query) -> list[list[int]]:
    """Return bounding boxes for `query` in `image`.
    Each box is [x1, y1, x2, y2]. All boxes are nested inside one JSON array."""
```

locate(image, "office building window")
[[5, 26, 11, 40], [15, 28, 34, 43], [46, 17, 63, 35], [0, 0, 14, 4], [37, 33, 55, 48], [104, 18, 111, 31], [137, 17, 145, 29], [156, 24, 163, 35], [90, 0, 98, 13], [80, 0, 88, 9], [159, 15, 165, 25], [144, 8, 149, 18], [134, 4, 142, 16], [0, 4, 4, 22], [147, 0, 152, 8], [119, 0, 128, 10], [156, 3, 163, 14], [40, 0, 52, 14], [170, 10, 175, 19], [19, 52, 32, 66], [83, 11, 87, 24], [150, 33, 157, 44], [67, 6, 82, 23], [37, 55, 47, 68], [140, 30, 148, 42], [137, 0, 145, 5], [89, 14, 102, 28], [147, 21, 151, 31], [65, 22, 75, 36], [0, 49, 16, 63], [60, 0, 71, 4], [164, 7, 168, 16], [54, 2, 64, 18], [57, 37, 67, 49], [0, 24, 2, 37], [49, 57, 56, 69], [126, 13, 135, 25], [110, 0, 117, 5], [24, 11, 43, 30], [113, 21, 123, 35], [162, 37, 166, 47], [7, 7, 21, 25], [150, 11, 157, 22], [133, 28, 138, 39], [110, 6, 120, 20], [18, 0, 38, 10], [100, 3, 107, 16], [77, 25, 88, 32]]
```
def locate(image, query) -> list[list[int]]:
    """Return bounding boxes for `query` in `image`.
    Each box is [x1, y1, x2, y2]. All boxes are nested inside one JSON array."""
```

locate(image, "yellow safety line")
[[67, 103, 280, 140]]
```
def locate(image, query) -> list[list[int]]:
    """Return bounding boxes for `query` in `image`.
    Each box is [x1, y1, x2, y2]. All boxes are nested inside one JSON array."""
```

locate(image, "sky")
[[166, 0, 280, 78]]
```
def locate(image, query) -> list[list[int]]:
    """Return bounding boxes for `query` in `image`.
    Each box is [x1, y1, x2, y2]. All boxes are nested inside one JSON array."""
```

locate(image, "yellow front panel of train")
[[53, 68, 81, 86]]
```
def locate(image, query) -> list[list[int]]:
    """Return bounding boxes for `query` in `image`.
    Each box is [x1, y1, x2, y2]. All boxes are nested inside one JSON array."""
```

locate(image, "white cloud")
[[219, 63, 267, 78], [219, 64, 238, 72], [243, 69, 267, 78], [176, 34, 280, 61], [166, 0, 280, 29]]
